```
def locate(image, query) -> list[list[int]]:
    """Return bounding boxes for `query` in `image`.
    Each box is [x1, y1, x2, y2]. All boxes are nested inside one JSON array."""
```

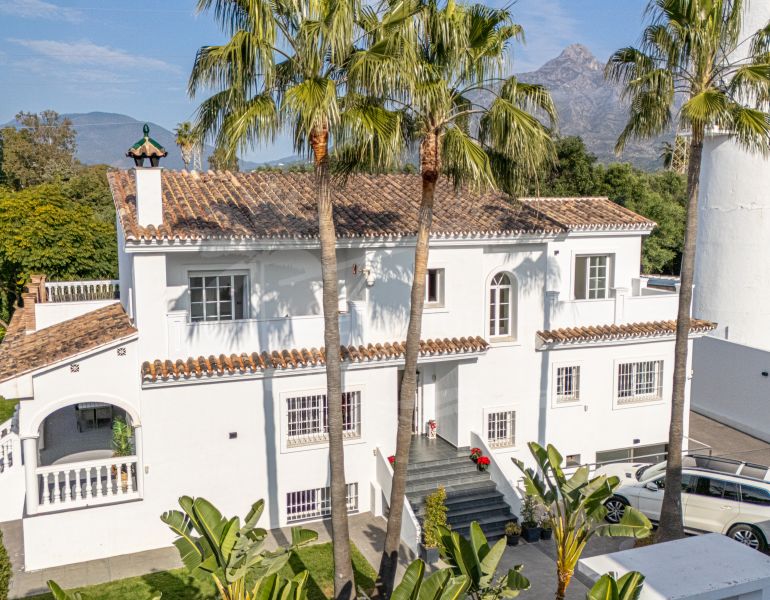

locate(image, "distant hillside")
[[2, 112, 259, 171], [515, 44, 673, 169]]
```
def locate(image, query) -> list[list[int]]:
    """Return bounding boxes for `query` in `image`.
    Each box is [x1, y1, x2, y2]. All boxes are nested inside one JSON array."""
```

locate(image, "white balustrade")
[[35, 455, 140, 513], [0, 409, 20, 474], [375, 447, 421, 557], [45, 280, 120, 303]]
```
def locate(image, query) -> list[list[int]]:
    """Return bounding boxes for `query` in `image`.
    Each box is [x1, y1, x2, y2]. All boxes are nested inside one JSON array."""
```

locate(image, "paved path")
[[689, 410, 770, 465]]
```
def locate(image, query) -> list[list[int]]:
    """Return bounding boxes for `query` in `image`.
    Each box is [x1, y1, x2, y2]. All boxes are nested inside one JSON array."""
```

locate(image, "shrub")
[[520, 494, 538, 526], [0, 529, 11, 600], [505, 521, 521, 536], [423, 486, 448, 548]]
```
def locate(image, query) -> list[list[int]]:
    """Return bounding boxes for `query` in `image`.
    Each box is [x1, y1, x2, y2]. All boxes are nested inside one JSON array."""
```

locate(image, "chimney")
[[22, 274, 47, 332], [126, 124, 168, 227]]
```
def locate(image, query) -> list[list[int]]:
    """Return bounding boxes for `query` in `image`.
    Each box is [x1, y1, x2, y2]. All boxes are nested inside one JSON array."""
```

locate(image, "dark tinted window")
[[681, 474, 696, 493], [723, 481, 740, 501], [689, 476, 732, 498], [741, 485, 770, 506]]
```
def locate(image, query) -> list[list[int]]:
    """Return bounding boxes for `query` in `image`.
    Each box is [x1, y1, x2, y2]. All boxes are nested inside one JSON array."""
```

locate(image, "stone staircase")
[[406, 438, 517, 540]]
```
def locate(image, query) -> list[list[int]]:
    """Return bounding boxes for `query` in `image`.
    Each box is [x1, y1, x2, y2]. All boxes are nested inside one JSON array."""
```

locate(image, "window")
[[616, 360, 664, 404], [286, 482, 359, 522], [595, 443, 668, 466], [190, 274, 247, 322], [489, 272, 514, 338], [286, 391, 361, 447], [487, 410, 515, 448], [566, 454, 581, 467], [574, 255, 610, 299], [741, 485, 770, 506], [686, 476, 739, 500], [555, 365, 581, 403], [424, 269, 445, 307]]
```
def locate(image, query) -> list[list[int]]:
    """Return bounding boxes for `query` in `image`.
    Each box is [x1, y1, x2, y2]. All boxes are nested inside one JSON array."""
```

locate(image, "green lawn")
[[0, 398, 18, 423], [28, 543, 377, 600]]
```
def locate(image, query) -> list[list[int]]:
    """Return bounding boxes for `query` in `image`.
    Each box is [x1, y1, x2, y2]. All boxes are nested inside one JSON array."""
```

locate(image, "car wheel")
[[604, 496, 627, 524], [728, 525, 766, 551]]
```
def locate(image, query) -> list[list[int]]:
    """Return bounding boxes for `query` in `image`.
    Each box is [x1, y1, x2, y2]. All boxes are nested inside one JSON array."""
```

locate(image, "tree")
[[362, 2, 555, 592], [190, 1, 400, 597], [175, 122, 198, 170], [606, 0, 770, 542], [208, 145, 240, 172], [0, 110, 77, 189], [0, 178, 117, 325], [514, 443, 651, 600]]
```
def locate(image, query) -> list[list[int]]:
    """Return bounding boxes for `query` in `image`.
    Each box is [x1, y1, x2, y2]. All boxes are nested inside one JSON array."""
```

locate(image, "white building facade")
[[0, 165, 712, 571]]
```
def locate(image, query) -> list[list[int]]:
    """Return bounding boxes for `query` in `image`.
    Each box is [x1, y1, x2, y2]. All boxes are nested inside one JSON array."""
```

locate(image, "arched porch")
[[22, 399, 143, 515]]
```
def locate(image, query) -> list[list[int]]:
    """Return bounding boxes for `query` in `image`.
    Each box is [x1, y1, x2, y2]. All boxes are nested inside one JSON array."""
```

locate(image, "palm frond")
[[441, 125, 495, 191]]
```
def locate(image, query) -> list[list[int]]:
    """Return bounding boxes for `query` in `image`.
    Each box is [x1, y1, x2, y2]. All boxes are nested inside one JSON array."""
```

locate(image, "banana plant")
[[587, 571, 645, 600], [514, 443, 652, 600], [438, 522, 530, 600], [391, 558, 470, 600], [47, 580, 160, 600], [161, 497, 317, 586], [216, 571, 310, 600]]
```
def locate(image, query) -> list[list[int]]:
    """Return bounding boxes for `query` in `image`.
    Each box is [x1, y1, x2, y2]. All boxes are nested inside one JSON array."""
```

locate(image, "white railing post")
[[613, 287, 629, 324], [23, 436, 39, 515], [134, 425, 144, 498]]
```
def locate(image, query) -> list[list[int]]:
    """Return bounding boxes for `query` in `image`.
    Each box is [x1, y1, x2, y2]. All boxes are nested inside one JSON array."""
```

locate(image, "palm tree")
[[358, 2, 556, 593], [174, 121, 196, 170], [189, 1, 400, 597], [606, 0, 770, 542]]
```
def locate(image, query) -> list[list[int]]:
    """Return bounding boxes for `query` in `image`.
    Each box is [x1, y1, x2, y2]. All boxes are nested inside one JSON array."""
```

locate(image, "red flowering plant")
[[388, 455, 396, 466], [477, 455, 491, 471], [469, 448, 483, 462]]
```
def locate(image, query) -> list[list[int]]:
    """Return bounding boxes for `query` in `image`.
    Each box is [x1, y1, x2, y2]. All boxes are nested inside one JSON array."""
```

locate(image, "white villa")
[[0, 142, 715, 571]]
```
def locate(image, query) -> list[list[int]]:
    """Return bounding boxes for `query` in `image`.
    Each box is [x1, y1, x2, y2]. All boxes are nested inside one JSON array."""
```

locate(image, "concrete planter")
[[521, 525, 541, 543]]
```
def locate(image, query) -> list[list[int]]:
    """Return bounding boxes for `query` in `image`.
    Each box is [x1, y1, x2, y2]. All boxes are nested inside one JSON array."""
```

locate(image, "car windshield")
[[636, 461, 666, 482]]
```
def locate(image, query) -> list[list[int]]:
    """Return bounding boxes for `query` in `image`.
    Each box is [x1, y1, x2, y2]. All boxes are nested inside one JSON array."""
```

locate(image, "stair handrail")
[[469, 431, 521, 516], [375, 447, 421, 557]]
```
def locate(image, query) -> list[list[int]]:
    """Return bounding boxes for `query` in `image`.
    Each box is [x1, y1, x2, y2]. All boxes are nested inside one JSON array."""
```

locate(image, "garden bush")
[[0, 529, 11, 600]]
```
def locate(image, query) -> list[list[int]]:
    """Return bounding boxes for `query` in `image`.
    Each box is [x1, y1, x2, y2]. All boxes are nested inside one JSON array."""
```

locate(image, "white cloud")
[[0, 0, 82, 23], [8, 39, 180, 73]]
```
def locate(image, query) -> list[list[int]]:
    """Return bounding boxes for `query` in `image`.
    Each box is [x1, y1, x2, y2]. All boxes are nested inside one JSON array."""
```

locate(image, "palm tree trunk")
[[311, 123, 357, 600], [656, 128, 704, 542], [377, 131, 440, 597]]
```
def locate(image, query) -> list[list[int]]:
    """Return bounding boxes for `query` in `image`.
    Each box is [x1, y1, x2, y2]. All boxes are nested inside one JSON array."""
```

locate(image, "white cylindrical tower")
[[693, 2, 770, 351]]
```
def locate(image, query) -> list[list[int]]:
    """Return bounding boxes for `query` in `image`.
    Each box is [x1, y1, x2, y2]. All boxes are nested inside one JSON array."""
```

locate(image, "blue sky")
[[0, 0, 647, 161]]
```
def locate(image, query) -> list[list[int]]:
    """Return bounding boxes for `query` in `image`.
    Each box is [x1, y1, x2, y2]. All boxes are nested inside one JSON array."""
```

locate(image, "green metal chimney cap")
[[127, 123, 168, 167]]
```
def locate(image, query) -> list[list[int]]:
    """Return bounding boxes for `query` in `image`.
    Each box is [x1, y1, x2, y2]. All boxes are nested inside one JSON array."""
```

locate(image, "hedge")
[[0, 528, 10, 600]]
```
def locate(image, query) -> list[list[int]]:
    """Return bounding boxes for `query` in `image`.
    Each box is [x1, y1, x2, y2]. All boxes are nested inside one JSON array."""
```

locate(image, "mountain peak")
[[554, 44, 602, 70]]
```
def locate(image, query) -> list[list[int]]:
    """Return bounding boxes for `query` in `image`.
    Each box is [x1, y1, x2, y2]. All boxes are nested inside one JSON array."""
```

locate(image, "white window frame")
[[484, 407, 516, 449], [552, 362, 582, 406], [424, 268, 445, 308], [488, 272, 516, 340], [188, 271, 249, 323], [286, 482, 359, 523], [614, 358, 665, 407], [282, 387, 363, 449], [573, 254, 612, 300]]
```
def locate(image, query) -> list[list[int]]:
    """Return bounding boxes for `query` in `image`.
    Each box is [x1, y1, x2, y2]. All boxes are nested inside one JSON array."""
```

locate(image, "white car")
[[596, 455, 770, 551]]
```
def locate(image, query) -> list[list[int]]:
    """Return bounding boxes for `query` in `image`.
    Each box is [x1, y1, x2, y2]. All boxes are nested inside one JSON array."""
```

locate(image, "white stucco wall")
[[692, 336, 770, 444]]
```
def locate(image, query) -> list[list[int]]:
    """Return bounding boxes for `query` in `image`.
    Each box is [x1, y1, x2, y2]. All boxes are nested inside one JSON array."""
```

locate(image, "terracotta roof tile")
[[537, 319, 716, 346], [141, 336, 489, 383], [0, 303, 137, 383], [108, 171, 654, 243]]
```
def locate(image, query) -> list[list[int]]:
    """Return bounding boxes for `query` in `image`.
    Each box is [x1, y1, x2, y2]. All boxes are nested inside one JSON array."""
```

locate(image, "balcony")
[[547, 277, 680, 330], [33, 280, 121, 330], [166, 300, 365, 358]]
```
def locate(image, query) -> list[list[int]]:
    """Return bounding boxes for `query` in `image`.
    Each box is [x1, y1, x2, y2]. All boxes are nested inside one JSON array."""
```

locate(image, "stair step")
[[406, 462, 480, 481], [406, 474, 493, 495], [409, 487, 508, 511], [452, 515, 517, 539], [407, 455, 474, 470], [417, 501, 512, 522]]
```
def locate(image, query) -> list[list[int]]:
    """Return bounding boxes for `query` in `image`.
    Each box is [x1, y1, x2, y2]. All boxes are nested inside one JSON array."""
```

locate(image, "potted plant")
[[469, 447, 482, 462], [388, 455, 396, 466], [504, 521, 521, 546], [421, 486, 447, 566], [540, 517, 553, 540], [477, 455, 491, 472], [111, 416, 134, 491], [427, 419, 437, 439], [520, 494, 541, 543]]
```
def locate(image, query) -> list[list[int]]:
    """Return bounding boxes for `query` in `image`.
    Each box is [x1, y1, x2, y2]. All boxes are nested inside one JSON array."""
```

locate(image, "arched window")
[[489, 272, 514, 338]]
